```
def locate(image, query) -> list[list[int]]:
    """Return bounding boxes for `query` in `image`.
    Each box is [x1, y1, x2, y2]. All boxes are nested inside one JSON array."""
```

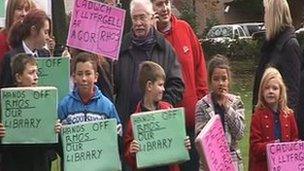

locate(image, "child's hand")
[[54, 120, 62, 133], [130, 140, 140, 155], [0, 123, 6, 138], [184, 136, 191, 150], [274, 139, 280, 143]]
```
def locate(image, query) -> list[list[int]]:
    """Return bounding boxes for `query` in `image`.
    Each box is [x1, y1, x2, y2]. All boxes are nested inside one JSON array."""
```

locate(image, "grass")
[[230, 57, 257, 171], [51, 57, 257, 171]]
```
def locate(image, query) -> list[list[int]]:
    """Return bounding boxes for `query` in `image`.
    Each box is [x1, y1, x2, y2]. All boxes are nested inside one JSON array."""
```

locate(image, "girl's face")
[[33, 20, 50, 49], [263, 78, 280, 108], [211, 68, 229, 97], [13, 1, 30, 23]]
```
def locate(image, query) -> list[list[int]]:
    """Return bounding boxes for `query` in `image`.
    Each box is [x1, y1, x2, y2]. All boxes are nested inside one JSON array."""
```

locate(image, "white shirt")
[[22, 41, 38, 57]]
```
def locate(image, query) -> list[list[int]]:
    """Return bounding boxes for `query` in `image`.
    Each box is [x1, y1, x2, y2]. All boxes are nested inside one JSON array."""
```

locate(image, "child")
[[0, 53, 61, 171], [57, 52, 121, 128], [124, 61, 191, 171], [195, 54, 245, 171], [249, 67, 298, 171]]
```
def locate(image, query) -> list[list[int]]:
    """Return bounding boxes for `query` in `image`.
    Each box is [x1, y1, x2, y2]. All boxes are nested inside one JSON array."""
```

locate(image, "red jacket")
[[249, 108, 298, 171], [124, 101, 180, 171], [0, 31, 10, 85], [161, 15, 208, 129]]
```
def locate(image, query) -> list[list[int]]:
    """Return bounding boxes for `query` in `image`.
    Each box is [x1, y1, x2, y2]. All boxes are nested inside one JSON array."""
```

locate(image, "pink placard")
[[266, 141, 304, 171], [195, 115, 235, 171], [67, 0, 125, 60]]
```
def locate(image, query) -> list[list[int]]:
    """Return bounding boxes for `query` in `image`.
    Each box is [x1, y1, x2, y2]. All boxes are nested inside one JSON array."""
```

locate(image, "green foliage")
[[203, 39, 263, 61], [179, 0, 198, 33], [203, 16, 220, 38]]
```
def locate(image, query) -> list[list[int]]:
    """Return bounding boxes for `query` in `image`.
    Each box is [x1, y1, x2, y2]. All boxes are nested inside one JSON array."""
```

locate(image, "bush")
[[202, 39, 263, 61]]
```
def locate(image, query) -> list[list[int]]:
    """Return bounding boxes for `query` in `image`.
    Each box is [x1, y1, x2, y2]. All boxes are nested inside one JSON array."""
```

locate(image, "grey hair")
[[130, 0, 154, 16]]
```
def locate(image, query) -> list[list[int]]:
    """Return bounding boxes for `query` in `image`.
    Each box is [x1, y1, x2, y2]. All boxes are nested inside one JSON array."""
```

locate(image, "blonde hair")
[[263, 0, 292, 40], [256, 67, 292, 113]]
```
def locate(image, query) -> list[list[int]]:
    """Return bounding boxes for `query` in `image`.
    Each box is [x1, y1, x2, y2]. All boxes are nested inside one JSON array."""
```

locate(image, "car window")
[[207, 27, 233, 38], [247, 25, 260, 35], [237, 27, 245, 37]]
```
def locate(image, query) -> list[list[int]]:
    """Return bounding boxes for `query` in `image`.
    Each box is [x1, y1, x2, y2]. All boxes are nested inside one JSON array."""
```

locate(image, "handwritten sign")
[[267, 141, 304, 171], [0, 0, 4, 17], [37, 57, 70, 101], [67, 0, 125, 60], [61, 119, 121, 171], [131, 108, 189, 169], [195, 115, 235, 171], [1, 87, 58, 144], [0, 0, 5, 27]]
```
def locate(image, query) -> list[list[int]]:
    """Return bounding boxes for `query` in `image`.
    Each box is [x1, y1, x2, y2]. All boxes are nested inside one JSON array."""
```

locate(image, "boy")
[[58, 52, 121, 130], [0, 53, 61, 171], [124, 61, 190, 170]]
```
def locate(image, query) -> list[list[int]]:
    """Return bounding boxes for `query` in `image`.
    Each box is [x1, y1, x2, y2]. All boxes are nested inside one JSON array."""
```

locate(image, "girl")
[[195, 54, 245, 171], [0, 0, 35, 86], [1, 9, 52, 87], [249, 67, 298, 171]]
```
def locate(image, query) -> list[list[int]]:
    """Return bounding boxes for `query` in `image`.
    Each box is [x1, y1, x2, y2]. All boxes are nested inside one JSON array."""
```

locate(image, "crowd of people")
[[0, 0, 302, 171]]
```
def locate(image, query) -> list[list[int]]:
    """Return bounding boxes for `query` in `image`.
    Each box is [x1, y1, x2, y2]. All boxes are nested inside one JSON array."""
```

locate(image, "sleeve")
[[249, 112, 271, 161], [195, 99, 211, 137], [0, 53, 13, 88], [123, 118, 137, 170], [163, 43, 185, 106], [188, 24, 208, 99], [279, 38, 301, 111], [110, 102, 121, 124], [289, 113, 299, 140], [225, 96, 245, 140]]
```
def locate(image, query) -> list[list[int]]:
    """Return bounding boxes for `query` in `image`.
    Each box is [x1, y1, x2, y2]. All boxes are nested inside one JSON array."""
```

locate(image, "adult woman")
[[0, 0, 35, 85], [251, 0, 302, 168], [0, 9, 52, 87], [252, 0, 301, 113]]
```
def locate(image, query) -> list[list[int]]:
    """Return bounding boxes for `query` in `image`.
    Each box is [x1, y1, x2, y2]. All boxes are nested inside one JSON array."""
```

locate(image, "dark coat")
[[252, 27, 301, 112], [114, 29, 185, 124], [0, 45, 50, 88]]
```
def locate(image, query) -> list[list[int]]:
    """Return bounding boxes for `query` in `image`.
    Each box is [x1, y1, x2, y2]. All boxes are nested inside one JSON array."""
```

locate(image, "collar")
[[121, 27, 165, 52], [22, 40, 38, 57]]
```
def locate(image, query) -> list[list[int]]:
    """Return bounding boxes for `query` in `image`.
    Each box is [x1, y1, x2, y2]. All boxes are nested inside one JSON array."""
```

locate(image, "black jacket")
[[0, 45, 50, 88], [252, 27, 301, 112], [114, 29, 185, 123]]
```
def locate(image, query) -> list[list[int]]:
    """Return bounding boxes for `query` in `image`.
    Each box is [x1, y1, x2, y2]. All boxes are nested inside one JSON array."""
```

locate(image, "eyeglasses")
[[131, 14, 151, 23]]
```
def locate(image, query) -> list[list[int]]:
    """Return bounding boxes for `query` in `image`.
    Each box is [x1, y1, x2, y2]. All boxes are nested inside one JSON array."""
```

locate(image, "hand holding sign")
[[0, 123, 6, 138]]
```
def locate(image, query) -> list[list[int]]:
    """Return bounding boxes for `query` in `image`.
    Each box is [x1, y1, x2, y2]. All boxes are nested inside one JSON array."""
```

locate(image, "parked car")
[[239, 22, 264, 36], [204, 24, 249, 43]]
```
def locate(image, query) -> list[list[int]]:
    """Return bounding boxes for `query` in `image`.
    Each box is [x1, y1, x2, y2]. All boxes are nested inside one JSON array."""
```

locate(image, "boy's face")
[[16, 63, 38, 87], [148, 78, 165, 102], [73, 61, 98, 94]]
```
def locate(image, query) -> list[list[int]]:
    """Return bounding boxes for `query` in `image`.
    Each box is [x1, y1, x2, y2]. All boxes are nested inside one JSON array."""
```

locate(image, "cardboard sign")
[[37, 57, 70, 102], [67, 0, 125, 60], [61, 119, 121, 171], [195, 115, 235, 171], [131, 108, 189, 169], [0, 0, 6, 27], [0, 0, 4, 17], [1, 87, 58, 144], [267, 141, 304, 171]]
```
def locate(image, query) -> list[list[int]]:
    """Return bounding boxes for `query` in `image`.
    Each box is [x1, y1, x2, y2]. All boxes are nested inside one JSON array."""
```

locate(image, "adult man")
[[152, 0, 208, 170], [115, 0, 184, 124]]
